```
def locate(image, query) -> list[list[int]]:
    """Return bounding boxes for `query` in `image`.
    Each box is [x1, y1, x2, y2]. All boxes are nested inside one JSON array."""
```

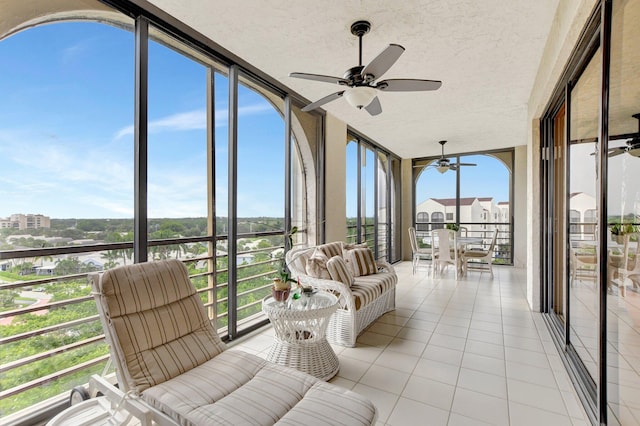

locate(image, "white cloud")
[[114, 101, 274, 139]]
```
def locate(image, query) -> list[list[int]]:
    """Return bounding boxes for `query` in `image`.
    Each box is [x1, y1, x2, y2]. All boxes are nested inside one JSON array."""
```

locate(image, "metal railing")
[[0, 230, 296, 420], [414, 221, 513, 265]]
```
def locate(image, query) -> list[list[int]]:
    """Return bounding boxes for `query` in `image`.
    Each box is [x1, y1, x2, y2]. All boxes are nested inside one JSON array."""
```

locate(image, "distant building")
[[569, 192, 597, 240], [0, 214, 51, 230], [415, 196, 510, 239]]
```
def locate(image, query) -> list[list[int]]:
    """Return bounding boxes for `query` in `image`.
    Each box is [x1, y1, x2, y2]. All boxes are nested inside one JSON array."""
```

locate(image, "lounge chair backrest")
[[90, 259, 226, 394]]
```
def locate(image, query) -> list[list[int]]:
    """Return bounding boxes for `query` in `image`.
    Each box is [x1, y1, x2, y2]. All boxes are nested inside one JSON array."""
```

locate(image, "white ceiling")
[[148, 0, 560, 159]]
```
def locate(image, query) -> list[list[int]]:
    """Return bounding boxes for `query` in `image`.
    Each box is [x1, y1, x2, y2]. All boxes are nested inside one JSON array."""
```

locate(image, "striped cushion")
[[143, 350, 376, 425], [351, 272, 397, 310], [326, 256, 355, 286], [341, 242, 369, 256], [344, 247, 377, 277], [317, 242, 343, 258], [97, 259, 226, 393]]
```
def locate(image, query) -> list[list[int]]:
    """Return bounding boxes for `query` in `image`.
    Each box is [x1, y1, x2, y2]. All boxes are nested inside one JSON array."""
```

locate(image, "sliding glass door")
[[345, 132, 399, 261], [541, 2, 640, 423]]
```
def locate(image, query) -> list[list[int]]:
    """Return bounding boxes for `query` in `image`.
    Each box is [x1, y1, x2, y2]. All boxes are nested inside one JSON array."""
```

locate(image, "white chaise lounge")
[[90, 259, 377, 425]]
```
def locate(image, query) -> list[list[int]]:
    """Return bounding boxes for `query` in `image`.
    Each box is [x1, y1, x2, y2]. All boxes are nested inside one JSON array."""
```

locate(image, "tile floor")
[[230, 262, 590, 425]]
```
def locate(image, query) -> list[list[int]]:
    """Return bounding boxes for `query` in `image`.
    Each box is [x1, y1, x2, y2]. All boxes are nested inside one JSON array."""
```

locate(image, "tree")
[[1, 289, 19, 308]]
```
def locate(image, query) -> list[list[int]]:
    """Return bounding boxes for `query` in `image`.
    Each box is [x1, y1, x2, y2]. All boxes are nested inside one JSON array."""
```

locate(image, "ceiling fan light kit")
[[290, 20, 441, 116], [344, 86, 377, 109]]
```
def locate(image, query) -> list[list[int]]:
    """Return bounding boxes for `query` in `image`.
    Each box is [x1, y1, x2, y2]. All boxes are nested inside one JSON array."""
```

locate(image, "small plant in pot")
[[609, 222, 639, 243], [272, 259, 297, 303], [445, 223, 460, 232]]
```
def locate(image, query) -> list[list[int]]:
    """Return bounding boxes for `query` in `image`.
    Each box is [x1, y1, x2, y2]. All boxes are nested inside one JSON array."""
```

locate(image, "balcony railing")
[[0, 231, 294, 421], [414, 221, 513, 265]]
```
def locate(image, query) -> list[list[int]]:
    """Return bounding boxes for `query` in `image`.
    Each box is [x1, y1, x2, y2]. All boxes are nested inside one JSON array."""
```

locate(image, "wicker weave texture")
[[286, 246, 398, 348], [326, 287, 396, 347], [262, 293, 340, 380]]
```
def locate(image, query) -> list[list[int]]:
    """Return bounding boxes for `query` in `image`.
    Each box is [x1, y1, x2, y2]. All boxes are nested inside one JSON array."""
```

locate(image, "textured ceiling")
[[159, 1, 560, 158]]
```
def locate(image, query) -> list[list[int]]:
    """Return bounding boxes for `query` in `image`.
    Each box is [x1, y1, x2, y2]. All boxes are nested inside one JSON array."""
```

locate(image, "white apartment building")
[[415, 197, 508, 238]]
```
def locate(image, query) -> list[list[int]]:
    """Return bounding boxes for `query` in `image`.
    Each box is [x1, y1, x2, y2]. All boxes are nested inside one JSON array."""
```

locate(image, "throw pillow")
[[344, 247, 377, 277], [317, 241, 343, 259], [326, 256, 355, 287], [341, 242, 369, 257], [305, 248, 331, 279], [341, 242, 369, 273]]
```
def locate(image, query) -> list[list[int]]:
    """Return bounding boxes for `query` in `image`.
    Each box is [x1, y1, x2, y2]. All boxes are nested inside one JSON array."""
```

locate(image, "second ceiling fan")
[[289, 20, 442, 116], [429, 140, 476, 173]]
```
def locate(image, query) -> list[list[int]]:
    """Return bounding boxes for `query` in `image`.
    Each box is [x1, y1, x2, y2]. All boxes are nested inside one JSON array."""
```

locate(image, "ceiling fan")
[[424, 140, 477, 173], [607, 113, 640, 158], [289, 20, 442, 116]]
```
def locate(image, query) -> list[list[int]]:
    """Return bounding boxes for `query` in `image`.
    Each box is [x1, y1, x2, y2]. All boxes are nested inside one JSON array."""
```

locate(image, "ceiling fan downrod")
[[350, 20, 371, 67]]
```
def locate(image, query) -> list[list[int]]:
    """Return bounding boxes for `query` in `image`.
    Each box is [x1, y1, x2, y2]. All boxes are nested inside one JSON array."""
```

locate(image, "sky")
[[0, 21, 285, 219], [3, 21, 635, 222]]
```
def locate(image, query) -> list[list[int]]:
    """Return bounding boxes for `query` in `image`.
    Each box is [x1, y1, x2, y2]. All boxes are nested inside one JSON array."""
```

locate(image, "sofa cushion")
[[351, 272, 397, 310], [305, 248, 331, 279], [142, 350, 376, 426], [344, 247, 377, 277], [341, 242, 369, 255], [326, 256, 354, 287], [317, 242, 343, 259]]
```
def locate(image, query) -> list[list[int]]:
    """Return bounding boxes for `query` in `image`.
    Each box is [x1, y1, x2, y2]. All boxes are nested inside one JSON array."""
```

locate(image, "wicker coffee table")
[[262, 291, 339, 380]]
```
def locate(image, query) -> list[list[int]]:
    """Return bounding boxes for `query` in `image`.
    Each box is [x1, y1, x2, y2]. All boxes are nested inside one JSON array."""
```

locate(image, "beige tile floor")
[[231, 262, 590, 425]]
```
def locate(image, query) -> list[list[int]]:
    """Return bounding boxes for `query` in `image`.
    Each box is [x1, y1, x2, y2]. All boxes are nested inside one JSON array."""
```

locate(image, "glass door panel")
[[346, 138, 358, 243], [568, 47, 602, 380], [236, 76, 285, 333], [606, 0, 640, 421], [361, 146, 376, 250], [377, 151, 388, 261]]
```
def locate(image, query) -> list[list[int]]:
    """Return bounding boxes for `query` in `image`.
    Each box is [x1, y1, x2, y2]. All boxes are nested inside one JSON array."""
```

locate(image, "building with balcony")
[[0, 1, 638, 425]]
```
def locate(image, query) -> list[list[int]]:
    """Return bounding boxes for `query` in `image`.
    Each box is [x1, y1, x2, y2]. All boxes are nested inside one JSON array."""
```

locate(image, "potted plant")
[[445, 223, 459, 232], [609, 222, 638, 243], [272, 258, 297, 303]]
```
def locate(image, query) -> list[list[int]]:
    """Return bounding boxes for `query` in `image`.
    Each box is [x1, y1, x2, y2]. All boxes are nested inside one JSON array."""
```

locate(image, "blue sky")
[[0, 20, 512, 223], [0, 21, 284, 219]]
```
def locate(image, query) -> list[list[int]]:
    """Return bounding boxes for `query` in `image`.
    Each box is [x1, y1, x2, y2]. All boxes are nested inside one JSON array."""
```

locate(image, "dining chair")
[[461, 228, 498, 277], [609, 232, 640, 297], [571, 245, 598, 285], [409, 226, 434, 274], [432, 228, 458, 279]]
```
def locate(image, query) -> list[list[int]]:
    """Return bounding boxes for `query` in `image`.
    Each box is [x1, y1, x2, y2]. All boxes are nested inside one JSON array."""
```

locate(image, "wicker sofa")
[[286, 242, 397, 347]]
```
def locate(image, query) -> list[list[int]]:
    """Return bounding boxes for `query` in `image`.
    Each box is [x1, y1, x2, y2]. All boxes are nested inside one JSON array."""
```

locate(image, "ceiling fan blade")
[[456, 162, 477, 166], [301, 91, 345, 112], [289, 72, 348, 85], [365, 96, 382, 116], [361, 44, 405, 79], [377, 79, 442, 92], [608, 148, 627, 157]]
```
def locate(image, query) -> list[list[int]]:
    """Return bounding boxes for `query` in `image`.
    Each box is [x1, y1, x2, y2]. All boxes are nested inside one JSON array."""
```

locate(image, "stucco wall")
[[323, 113, 347, 243], [513, 145, 527, 269]]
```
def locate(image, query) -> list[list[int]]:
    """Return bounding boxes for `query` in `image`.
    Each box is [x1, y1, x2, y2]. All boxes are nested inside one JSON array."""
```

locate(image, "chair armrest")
[[297, 275, 357, 312], [376, 260, 396, 275]]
